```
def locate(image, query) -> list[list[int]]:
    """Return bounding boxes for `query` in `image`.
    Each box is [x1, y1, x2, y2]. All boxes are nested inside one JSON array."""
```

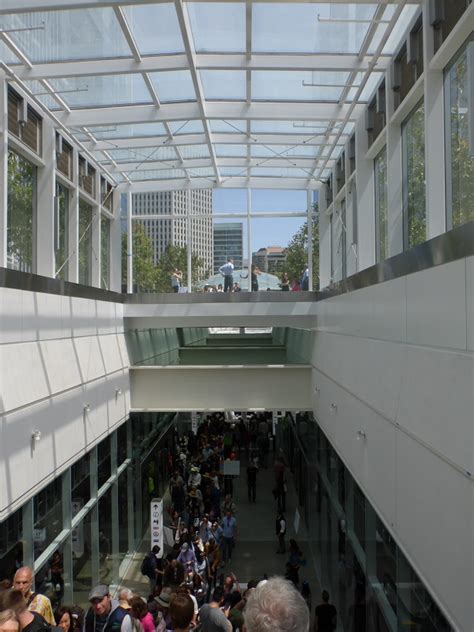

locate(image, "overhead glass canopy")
[[0, 0, 421, 190]]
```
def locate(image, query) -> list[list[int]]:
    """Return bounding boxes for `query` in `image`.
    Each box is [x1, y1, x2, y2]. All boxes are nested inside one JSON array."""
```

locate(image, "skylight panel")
[[128, 169, 187, 181], [123, 3, 185, 54], [252, 71, 351, 102], [210, 120, 247, 134], [168, 120, 204, 134], [83, 122, 167, 140], [0, 8, 132, 62], [188, 3, 246, 52], [215, 145, 248, 157], [149, 70, 196, 102], [47, 74, 152, 108], [200, 70, 246, 100]]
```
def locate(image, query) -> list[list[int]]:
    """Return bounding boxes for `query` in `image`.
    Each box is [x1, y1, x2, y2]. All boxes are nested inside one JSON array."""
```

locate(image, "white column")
[[126, 190, 133, 293], [355, 110, 376, 271], [36, 118, 55, 277], [386, 65, 404, 256], [187, 190, 192, 293], [67, 150, 79, 283], [423, 6, 446, 238], [247, 187, 252, 292], [318, 183, 331, 288], [0, 71, 8, 268], [110, 188, 121, 292], [91, 170, 101, 287], [307, 189, 313, 291]]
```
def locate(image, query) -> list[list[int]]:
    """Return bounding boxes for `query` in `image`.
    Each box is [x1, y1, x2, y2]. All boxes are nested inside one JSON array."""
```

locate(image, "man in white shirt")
[[218, 259, 234, 293]]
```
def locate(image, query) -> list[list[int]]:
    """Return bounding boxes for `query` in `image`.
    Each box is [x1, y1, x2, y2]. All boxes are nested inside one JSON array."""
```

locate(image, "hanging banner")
[[150, 498, 163, 557], [272, 411, 278, 435], [191, 411, 198, 435]]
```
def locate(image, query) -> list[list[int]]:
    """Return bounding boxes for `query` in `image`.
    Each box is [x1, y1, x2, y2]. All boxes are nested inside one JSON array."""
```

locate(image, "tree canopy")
[[284, 204, 320, 289]]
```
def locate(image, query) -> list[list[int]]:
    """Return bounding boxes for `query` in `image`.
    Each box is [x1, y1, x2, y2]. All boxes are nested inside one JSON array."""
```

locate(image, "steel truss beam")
[[119, 176, 322, 192], [0, 0, 422, 14], [56, 101, 364, 127], [87, 132, 350, 150], [13, 53, 390, 81]]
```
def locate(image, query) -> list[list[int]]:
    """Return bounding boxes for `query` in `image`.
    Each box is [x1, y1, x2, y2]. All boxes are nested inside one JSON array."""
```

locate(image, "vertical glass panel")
[[72, 453, 91, 506], [118, 470, 129, 561], [331, 207, 344, 282], [7, 151, 36, 272], [97, 436, 111, 488], [117, 422, 128, 466], [446, 42, 474, 228], [402, 102, 426, 249], [98, 489, 112, 582], [101, 216, 110, 290], [72, 510, 92, 608], [353, 482, 366, 553], [35, 539, 69, 609], [0, 507, 23, 580], [78, 199, 93, 285], [374, 148, 388, 262], [55, 182, 69, 279], [33, 476, 63, 561]]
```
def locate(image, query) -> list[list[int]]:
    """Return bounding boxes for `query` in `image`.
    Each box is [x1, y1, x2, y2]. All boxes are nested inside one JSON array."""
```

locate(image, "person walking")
[[246, 458, 258, 503], [219, 258, 234, 293], [276, 512, 286, 554], [221, 511, 237, 565], [314, 590, 337, 632]]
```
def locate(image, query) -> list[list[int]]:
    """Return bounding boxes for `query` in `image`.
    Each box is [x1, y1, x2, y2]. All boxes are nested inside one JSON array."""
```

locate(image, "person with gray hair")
[[243, 576, 310, 632]]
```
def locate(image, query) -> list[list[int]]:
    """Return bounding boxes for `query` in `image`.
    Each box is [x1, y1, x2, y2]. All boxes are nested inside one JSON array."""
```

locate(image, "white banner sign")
[[150, 498, 163, 557], [191, 411, 198, 435]]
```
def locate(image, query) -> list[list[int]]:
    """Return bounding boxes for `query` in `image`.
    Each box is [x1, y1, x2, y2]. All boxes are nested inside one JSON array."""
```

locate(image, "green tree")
[[154, 244, 208, 292], [7, 150, 35, 271], [284, 205, 320, 290], [121, 223, 157, 292]]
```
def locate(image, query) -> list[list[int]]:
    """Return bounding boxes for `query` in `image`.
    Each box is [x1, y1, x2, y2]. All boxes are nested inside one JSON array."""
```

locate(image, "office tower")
[[213, 222, 243, 273]]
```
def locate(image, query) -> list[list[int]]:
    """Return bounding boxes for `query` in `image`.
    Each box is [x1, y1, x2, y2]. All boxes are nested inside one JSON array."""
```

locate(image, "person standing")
[[251, 265, 261, 292], [280, 272, 290, 291], [13, 567, 54, 625], [246, 458, 258, 503], [219, 259, 234, 293], [314, 590, 337, 632], [275, 512, 286, 554], [84, 585, 133, 632], [301, 266, 309, 291], [221, 512, 237, 565], [171, 268, 183, 293]]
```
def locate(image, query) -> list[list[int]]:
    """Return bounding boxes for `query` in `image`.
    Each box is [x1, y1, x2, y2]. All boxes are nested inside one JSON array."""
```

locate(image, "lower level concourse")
[[0, 411, 455, 631]]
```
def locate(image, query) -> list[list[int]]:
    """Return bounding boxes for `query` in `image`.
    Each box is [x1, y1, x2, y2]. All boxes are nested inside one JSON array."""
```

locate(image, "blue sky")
[[213, 189, 316, 256]]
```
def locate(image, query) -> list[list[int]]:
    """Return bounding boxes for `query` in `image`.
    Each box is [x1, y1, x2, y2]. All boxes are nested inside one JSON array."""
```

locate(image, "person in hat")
[[154, 589, 173, 632], [177, 543, 196, 573], [84, 585, 133, 632], [188, 466, 201, 489]]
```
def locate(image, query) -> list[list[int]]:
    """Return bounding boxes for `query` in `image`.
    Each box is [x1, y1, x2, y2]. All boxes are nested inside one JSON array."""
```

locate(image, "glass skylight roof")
[[0, 1, 420, 189]]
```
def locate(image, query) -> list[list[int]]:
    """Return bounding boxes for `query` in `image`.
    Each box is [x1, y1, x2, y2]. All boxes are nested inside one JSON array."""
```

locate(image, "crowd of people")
[[0, 412, 338, 632]]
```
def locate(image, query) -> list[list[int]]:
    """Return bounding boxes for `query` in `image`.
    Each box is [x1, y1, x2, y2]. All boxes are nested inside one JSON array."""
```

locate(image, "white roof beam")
[[15, 54, 390, 80], [57, 101, 364, 127], [87, 132, 350, 150], [174, 0, 220, 183], [119, 176, 323, 193], [105, 156, 335, 172], [0, 0, 422, 14]]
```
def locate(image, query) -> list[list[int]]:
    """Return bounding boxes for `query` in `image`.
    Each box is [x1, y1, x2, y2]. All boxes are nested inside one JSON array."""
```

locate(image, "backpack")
[[140, 553, 153, 576]]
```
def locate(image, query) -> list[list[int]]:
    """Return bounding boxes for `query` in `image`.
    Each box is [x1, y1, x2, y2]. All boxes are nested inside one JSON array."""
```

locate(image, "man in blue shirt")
[[301, 266, 309, 291], [221, 511, 237, 564], [219, 258, 234, 293]]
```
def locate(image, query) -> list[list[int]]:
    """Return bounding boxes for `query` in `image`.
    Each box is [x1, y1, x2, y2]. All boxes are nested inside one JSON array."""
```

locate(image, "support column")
[[187, 190, 192, 293], [423, 6, 446, 238], [89, 447, 100, 585], [67, 150, 79, 283], [307, 189, 313, 291], [110, 432, 119, 583], [110, 188, 121, 292], [91, 170, 101, 287], [386, 63, 404, 257], [22, 499, 34, 573], [247, 187, 252, 292], [0, 71, 8, 268], [355, 109, 376, 270], [318, 183, 331, 288], [126, 190, 133, 293], [127, 419, 135, 553], [61, 469, 73, 604], [36, 118, 55, 277]]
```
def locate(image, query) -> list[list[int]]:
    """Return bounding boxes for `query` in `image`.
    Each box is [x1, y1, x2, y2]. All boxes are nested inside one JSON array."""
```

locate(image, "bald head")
[[13, 568, 33, 598]]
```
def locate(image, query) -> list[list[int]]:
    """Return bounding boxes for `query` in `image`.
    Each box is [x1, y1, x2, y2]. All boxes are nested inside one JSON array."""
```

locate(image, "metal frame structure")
[[0, 0, 421, 192]]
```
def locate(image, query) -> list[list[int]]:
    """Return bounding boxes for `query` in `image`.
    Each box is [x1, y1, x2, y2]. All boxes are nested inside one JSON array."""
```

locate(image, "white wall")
[[311, 256, 474, 632], [0, 288, 130, 520]]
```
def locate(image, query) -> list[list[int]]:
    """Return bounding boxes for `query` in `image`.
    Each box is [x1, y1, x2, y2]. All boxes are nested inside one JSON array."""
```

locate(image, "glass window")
[[72, 453, 91, 505], [375, 148, 388, 262], [101, 216, 110, 290], [0, 507, 23, 581], [117, 422, 128, 466], [98, 489, 112, 581], [118, 471, 129, 559], [55, 182, 69, 279], [7, 150, 36, 272], [72, 509, 92, 608], [402, 101, 426, 249], [98, 436, 111, 489], [33, 476, 63, 561], [445, 40, 474, 228], [78, 199, 93, 285]]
